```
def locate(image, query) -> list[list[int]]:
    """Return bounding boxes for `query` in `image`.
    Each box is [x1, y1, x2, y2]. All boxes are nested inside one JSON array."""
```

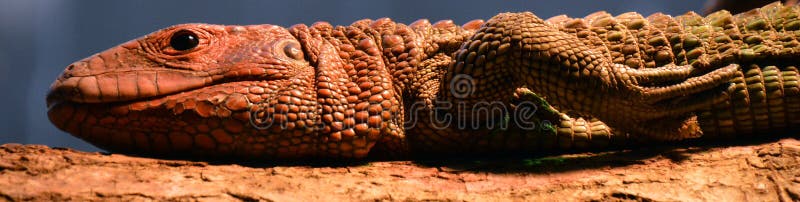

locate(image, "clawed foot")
[[615, 63, 739, 140], [628, 63, 738, 105]]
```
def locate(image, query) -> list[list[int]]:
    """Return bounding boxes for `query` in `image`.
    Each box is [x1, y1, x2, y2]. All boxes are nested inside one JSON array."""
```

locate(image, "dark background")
[[0, 0, 706, 152]]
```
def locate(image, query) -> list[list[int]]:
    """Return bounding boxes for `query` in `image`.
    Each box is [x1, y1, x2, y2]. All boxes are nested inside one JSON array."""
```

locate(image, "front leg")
[[441, 12, 738, 140]]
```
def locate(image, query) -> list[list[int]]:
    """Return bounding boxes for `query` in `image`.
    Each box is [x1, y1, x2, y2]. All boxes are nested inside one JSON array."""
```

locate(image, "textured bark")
[[1, 138, 799, 201]]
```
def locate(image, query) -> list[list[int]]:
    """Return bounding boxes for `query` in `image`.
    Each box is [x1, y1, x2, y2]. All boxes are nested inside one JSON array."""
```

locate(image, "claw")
[[629, 115, 703, 141], [633, 64, 695, 84], [652, 84, 731, 118]]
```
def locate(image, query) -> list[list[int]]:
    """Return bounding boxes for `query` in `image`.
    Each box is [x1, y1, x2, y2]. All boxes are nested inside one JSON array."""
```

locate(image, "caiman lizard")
[[46, 2, 799, 159]]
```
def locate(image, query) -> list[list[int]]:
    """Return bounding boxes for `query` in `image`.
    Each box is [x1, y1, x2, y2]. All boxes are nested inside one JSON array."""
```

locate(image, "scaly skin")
[[46, 3, 798, 159]]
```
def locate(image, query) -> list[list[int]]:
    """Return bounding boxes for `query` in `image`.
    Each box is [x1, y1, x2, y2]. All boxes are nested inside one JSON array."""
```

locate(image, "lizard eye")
[[169, 30, 200, 51], [282, 42, 304, 60]]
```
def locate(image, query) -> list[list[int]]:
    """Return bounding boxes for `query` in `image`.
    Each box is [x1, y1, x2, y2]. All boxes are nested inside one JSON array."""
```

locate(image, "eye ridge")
[[169, 30, 200, 51], [282, 42, 304, 60]]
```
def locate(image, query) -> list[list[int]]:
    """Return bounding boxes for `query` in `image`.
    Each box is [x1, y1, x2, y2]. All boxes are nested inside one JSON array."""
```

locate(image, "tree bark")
[[1, 138, 799, 201]]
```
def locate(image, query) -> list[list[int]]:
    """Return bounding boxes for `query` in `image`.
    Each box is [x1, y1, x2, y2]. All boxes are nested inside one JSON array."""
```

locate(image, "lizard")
[[46, 2, 798, 159]]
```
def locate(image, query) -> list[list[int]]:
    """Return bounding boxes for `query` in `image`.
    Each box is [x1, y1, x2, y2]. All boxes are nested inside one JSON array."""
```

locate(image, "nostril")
[[61, 62, 85, 79], [65, 61, 90, 71]]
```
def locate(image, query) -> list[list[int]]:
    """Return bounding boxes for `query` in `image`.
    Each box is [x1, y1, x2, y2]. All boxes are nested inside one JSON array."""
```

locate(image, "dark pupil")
[[169, 30, 199, 51]]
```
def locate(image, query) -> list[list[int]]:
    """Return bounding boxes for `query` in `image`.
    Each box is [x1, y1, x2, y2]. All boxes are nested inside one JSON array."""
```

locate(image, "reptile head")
[[47, 24, 325, 158]]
